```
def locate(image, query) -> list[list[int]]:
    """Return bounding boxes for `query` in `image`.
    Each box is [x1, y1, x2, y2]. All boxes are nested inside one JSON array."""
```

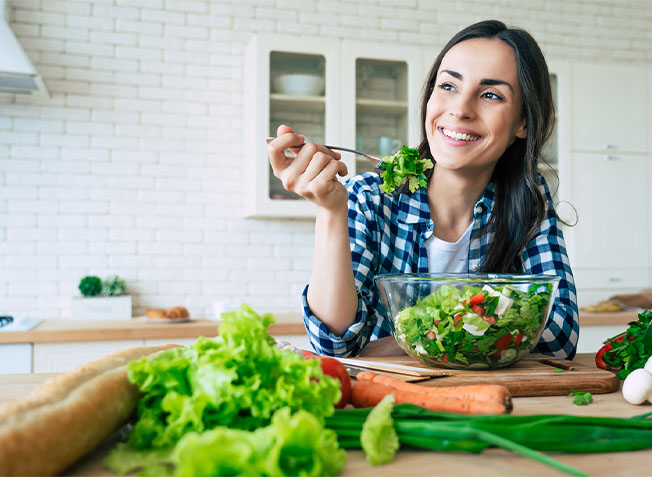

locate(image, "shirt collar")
[[396, 181, 496, 224]]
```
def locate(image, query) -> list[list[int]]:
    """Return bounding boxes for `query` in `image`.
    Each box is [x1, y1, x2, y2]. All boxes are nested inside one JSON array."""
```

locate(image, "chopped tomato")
[[513, 332, 524, 346], [454, 313, 462, 325], [302, 351, 351, 408], [494, 333, 512, 352], [426, 330, 437, 340], [483, 315, 497, 325], [472, 304, 485, 316], [468, 292, 485, 306], [433, 318, 440, 326]]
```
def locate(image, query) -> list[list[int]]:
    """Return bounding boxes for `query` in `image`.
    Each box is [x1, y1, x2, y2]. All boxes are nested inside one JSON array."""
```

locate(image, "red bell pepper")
[[302, 351, 352, 409], [595, 334, 627, 370]]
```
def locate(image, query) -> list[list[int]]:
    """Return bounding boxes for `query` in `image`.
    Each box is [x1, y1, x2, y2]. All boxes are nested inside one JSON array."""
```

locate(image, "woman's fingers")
[[267, 132, 305, 176], [292, 155, 348, 197]]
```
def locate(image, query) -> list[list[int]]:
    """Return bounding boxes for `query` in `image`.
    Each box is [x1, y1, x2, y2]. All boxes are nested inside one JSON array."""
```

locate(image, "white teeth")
[[442, 128, 479, 141]]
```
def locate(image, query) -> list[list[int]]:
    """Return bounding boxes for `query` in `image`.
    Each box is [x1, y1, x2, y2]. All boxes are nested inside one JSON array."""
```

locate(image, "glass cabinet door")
[[354, 59, 409, 174], [268, 52, 326, 201], [244, 34, 339, 218], [341, 41, 422, 179]]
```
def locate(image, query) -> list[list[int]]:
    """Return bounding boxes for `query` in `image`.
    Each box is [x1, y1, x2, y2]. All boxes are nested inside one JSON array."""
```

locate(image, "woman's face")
[[425, 38, 527, 174]]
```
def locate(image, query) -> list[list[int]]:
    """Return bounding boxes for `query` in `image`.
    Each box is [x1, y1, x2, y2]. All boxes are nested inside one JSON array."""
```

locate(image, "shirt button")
[[474, 205, 483, 215]]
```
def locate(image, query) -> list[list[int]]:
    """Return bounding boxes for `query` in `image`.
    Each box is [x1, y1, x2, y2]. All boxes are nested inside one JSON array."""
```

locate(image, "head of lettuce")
[[104, 304, 346, 477]]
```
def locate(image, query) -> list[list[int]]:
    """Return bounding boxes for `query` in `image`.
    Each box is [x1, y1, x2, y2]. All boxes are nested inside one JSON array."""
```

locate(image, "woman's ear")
[[515, 119, 527, 139]]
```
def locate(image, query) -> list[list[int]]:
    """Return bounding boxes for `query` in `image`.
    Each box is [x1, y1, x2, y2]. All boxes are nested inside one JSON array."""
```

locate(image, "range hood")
[[0, 0, 48, 96]]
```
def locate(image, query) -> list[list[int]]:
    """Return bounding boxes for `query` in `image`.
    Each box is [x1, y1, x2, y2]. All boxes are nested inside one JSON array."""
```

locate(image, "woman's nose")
[[449, 92, 475, 120]]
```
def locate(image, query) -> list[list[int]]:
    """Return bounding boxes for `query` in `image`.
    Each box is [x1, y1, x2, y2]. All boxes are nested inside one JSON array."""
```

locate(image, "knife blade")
[[343, 365, 438, 383], [334, 356, 449, 377]]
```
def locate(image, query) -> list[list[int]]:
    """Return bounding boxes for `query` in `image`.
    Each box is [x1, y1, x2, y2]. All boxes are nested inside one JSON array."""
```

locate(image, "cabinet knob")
[[606, 276, 622, 283], [604, 144, 617, 150], [603, 155, 617, 161]]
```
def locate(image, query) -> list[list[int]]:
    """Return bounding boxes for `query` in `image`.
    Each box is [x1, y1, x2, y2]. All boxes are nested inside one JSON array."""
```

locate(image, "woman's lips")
[[438, 127, 482, 146]]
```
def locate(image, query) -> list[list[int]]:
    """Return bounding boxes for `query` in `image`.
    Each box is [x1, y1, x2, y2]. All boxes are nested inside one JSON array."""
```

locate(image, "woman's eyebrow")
[[440, 69, 514, 93]]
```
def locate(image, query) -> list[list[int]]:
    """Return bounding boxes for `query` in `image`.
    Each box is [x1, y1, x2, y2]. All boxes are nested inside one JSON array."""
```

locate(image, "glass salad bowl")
[[375, 273, 560, 370]]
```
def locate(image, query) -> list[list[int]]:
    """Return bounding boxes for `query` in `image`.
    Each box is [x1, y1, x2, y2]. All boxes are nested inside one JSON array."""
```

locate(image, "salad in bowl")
[[375, 273, 560, 369]]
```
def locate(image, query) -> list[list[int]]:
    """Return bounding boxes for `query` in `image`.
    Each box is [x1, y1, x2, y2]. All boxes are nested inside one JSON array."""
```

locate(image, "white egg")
[[644, 355, 652, 374], [622, 368, 652, 405]]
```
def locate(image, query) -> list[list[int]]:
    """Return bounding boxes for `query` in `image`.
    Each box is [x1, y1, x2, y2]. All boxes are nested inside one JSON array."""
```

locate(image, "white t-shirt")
[[424, 222, 472, 273]]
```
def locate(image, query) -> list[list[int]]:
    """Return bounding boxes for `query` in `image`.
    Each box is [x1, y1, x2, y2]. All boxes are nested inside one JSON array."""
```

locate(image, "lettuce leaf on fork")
[[378, 146, 434, 195]]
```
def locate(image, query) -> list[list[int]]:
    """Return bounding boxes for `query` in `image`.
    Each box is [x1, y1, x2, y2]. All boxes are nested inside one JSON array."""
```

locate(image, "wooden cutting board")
[[347, 354, 620, 397]]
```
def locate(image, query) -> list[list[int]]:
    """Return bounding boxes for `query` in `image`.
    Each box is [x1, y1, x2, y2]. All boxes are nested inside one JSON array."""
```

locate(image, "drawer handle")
[[606, 276, 622, 283], [604, 144, 617, 150], [603, 155, 617, 161]]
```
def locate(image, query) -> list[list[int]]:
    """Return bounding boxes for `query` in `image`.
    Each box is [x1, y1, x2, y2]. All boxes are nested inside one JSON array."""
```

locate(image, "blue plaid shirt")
[[302, 173, 579, 359]]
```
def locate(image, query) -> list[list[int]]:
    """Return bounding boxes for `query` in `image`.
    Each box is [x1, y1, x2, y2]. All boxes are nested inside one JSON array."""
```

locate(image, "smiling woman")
[[266, 20, 578, 361]]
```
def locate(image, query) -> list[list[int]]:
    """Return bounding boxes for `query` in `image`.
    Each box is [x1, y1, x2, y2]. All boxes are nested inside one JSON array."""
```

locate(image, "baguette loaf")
[[0, 344, 180, 476]]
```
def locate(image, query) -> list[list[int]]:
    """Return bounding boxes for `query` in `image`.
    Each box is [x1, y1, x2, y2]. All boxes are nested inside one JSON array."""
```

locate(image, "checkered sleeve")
[[521, 177, 579, 359], [302, 175, 392, 357]]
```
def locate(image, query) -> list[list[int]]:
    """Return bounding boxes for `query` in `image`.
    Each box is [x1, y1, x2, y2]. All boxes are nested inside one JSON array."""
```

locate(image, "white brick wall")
[[1, 0, 651, 319]]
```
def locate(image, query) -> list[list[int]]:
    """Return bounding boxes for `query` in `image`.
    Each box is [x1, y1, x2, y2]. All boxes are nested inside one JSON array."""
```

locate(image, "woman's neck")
[[426, 165, 492, 242]]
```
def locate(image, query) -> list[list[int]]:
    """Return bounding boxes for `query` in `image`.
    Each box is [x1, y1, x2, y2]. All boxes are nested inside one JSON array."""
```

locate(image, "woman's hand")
[[267, 125, 349, 212]]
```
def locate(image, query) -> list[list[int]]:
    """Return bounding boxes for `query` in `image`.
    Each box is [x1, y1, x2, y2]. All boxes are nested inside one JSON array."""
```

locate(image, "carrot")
[[353, 371, 512, 414], [356, 370, 511, 404]]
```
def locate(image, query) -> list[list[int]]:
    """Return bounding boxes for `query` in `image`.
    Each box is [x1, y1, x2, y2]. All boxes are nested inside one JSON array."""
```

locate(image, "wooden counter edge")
[[579, 310, 641, 327], [0, 319, 306, 344]]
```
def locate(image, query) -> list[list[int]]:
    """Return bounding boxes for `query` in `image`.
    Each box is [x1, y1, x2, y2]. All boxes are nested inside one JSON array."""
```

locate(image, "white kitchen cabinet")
[[566, 153, 647, 269], [33, 340, 143, 373], [575, 324, 627, 354], [0, 344, 32, 374], [244, 34, 423, 218], [574, 269, 649, 308], [571, 63, 647, 153], [244, 34, 341, 219]]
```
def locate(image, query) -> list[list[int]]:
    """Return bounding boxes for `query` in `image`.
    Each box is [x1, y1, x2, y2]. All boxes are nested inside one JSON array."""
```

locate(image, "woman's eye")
[[482, 91, 503, 101], [437, 82, 456, 92]]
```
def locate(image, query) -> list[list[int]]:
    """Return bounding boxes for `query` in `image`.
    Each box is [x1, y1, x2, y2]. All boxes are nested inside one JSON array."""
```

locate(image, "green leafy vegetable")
[[554, 368, 564, 373], [104, 304, 343, 476], [568, 390, 593, 406], [603, 310, 652, 379], [378, 146, 433, 195], [171, 408, 345, 477], [360, 395, 399, 465]]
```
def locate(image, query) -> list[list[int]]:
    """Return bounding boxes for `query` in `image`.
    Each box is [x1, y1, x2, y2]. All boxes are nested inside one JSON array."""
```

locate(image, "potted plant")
[[70, 275, 132, 319]]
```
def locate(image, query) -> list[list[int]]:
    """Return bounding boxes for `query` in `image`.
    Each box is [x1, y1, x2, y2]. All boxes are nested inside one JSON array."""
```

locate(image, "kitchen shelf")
[[356, 98, 409, 116], [270, 94, 325, 113]]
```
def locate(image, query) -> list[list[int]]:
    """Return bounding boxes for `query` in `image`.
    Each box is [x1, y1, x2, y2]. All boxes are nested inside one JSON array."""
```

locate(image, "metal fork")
[[265, 137, 383, 169]]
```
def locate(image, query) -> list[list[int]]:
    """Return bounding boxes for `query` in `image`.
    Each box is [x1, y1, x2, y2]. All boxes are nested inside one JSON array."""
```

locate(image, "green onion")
[[326, 404, 652, 476]]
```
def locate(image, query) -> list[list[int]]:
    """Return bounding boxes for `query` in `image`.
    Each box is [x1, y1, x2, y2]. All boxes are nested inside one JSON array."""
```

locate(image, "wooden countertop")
[[1, 354, 650, 476], [0, 310, 639, 345], [0, 316, 306, 344], [579, 309, 641, 326]]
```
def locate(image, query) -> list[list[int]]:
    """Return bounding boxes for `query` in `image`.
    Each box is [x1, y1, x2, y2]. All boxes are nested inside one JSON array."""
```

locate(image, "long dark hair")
[[418, 20, 555, 273]]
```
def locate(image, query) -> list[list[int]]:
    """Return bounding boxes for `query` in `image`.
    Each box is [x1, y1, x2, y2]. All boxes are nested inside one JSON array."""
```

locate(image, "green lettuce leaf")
[[105, 304, 343, 476], [378, 146, 433, 195], [360, 395, 399, 465]]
